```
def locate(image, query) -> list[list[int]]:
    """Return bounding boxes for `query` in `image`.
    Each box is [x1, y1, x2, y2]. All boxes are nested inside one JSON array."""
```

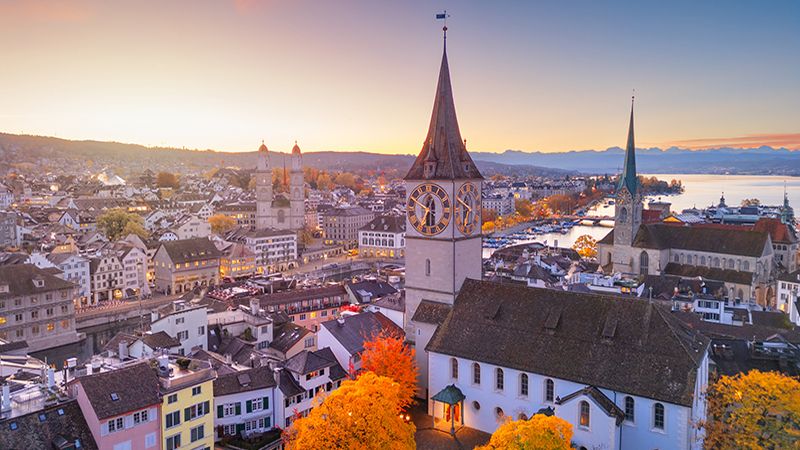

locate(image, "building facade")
[[153, 238, 221, 295], [358, 215, 405, 259], [323, 207, 375, 248], [255, 142, 305, 232]]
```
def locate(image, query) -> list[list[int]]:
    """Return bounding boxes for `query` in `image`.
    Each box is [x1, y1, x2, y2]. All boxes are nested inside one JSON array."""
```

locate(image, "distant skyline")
[[0, 0, 798, 154]]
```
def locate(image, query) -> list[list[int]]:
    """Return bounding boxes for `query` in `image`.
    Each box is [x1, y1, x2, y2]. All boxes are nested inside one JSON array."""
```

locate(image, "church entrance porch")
[[430, 384, 466, 436]]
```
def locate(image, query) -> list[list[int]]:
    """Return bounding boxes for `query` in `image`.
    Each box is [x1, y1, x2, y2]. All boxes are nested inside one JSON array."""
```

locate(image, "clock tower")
[[404, 27, 483, 397]]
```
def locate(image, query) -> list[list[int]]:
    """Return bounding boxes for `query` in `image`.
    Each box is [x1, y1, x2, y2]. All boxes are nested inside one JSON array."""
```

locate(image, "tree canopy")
[[476, 414, 573, 450], [703, 370, 800, 449], [283, 372, 416, 450], [208, 214, 237, 234], [360, 329, 418, 410], [572, 234, 598, 259], [156, 171, 179, 188], [97, 208, 146, 241]]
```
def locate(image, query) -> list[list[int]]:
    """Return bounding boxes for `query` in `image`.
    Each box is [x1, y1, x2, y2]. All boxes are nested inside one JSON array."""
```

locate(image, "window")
[[519, 373, 528, 396], [184, 401, 210, 421], [624, 396, 635, 423], [223, 403, 237, 417], [639, 251, 649, 276], [251, 398, 263, 411], [190, 424, 205, 442], [472, 363, 481, 385], [495, 368, 504, 391], [619, 207, 628, 223], [177, 330, 189, 341], [304, 337, 314, 348], [450, 358, 458, 379], [472, 401, 481, 411], [425, 259, 431, 276], [579, 401, 590, 428], [545, 379, 554, 403], [165, 410, 180, 428], [653, 403, 665, 430], [192, 386, 201, 396], [144, 432, 156, 448], [134, 409, 149, 424], [108, 417, 124, 433], [198, 326, 205, 335], [495, 407, 504, 418], [168, 394, 178, 404], [166, 434, 181, 450]]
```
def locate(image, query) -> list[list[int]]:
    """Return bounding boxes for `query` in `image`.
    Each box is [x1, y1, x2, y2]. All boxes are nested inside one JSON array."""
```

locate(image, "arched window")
[[517, 413, 528, 420], [450, 358, 458, 379], [639, 251, 649, 276], [673, 254, 679, 263], [742, 260, 750, 271], [425, 259, 431, 276], [495, 368, 504, 391], [737, 289, 744, 300], [653, 403, 665, 430], [579, 401, 590, 428], [472, 363, 481, 385], [728, 259, 735, 269], [624, 396, 635, 423], [519, 373, 529, 396], [680, 253, 685, 264], [713, 257, 720, 267], [495, 407, 504, 419], [619, 207, 628, 223], [700, 255, 706, 265], [544, 379, 554, 403]]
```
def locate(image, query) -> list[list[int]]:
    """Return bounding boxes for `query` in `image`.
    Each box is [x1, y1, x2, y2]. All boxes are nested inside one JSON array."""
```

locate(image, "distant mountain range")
[[1, 132, 799, 177], [471, 147, 800, 175]]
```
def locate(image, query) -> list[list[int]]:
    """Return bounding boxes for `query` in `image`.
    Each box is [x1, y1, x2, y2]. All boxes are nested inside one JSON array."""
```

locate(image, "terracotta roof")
[[753, 217, 797, 244], [427, 279, 709, 406], [404, 44, 482, 181], [74, 362, 161, 420]]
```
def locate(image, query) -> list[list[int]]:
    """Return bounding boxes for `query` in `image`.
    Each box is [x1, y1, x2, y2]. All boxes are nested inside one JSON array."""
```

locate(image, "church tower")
[[613, 98, 642, 247], [289, 142, 305, 231], [255, 141, 273, 230], [404, 26, 483, 397]]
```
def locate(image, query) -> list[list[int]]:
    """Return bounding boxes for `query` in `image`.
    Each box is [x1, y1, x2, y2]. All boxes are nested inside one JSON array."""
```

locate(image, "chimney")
[[118, 341, 129, 359], [157, 354, 169, 370], [225, 354, 232, 365], [47, 367, 56, 388], [250, 298, 261, 316], [1, 384, 11, 412], [337, 317, 345, 327]]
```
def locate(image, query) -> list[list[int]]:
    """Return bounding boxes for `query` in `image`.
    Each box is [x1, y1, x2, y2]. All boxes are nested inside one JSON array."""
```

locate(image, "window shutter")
[[246, 400, 252, 414], [203, 400, 210, 415], [217, 405, 224, 418], [149, 408, 156, 421], [100, 422, 109, 436], [124, 415, 134, 429], [236, 423, 245, 434], [263, 396, 269, 410], [235, 403, 241, 415]]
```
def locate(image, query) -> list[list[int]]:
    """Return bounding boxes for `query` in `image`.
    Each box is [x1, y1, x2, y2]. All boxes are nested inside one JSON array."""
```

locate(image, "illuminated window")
[[47, 323, 55, 332], [579, 401, 590, 428]]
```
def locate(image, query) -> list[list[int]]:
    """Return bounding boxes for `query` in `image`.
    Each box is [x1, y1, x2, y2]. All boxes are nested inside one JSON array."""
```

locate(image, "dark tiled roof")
[[269, 322, 310, 355], [284, 347, 342, 375], [404, 47, 482, 181], [277, 369, 304, 397], [664, 263, 754, 285], [258, 285, 347, 306], [74, 362, 161, 420], [0, 264, 75, 299], [411, 300, 451, 325], [556, 385, 625, 425], [141, 331, 181, 349], [0, 400, 98, 450], [360, 215, 405, 233], [709, 337, 800, 377], [633, 224, 769, 257], [320, 312, 402, 355], [346, 280, 398, 303], [427, 279, 709, 406], [673, 310, 800, 343], [213, 365, 276, 397], [159, 237, 221, 264]]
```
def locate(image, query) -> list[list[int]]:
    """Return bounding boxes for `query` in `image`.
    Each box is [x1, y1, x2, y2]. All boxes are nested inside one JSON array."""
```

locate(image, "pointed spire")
[[405, 25, 482, 181], [618, 95, 637, 196]]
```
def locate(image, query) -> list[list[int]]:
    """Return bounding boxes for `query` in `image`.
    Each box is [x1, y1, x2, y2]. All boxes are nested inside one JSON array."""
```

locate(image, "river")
[[484, 174, 799, 257]]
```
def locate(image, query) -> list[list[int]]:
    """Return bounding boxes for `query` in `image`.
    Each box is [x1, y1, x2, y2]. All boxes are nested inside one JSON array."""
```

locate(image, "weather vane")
[[436, 10, 450, 43]]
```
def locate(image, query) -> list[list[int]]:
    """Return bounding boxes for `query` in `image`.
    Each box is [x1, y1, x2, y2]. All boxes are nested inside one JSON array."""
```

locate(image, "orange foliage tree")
[[572, 234, 598, 259], [703, 370, 800, 449], [360, 329, 418, 410], [476, 414, 573, 450], [283, 372, 416, 450], [208, 214, 237, 234]]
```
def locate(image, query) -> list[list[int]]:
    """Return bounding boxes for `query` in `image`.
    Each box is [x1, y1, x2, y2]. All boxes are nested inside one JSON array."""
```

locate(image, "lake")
[[484, 174, 799, 257]]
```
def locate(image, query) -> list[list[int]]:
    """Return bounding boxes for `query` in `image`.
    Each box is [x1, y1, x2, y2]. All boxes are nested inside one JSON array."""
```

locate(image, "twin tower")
[[255, 141, 305, 232]]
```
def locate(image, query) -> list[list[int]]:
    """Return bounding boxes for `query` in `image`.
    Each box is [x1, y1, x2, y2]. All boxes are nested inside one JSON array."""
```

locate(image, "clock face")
[[407, 183, 451, 235], [455, 182, 480, 235]]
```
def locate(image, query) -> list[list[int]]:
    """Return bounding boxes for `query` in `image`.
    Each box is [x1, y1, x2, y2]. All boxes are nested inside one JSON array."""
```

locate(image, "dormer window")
[[33, 278, 44, 288], [424, 162, 437, 178]]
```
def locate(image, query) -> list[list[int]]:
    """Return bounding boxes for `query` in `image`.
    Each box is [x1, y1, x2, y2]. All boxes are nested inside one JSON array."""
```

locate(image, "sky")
[[0, 0, 798, 154]]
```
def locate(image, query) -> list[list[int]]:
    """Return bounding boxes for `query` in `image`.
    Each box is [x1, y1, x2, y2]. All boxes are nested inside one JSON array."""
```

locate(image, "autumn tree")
[[515, 199, 534, 218], [97, 209, 146, 241], [360, 329, 418, 410], [703, 370, 800, 449], [476, 414, 573, 450], [546, 194, 576, 214], [156, 171, 179, 188], [482, 208, 498, 224], [316, 172, 333, 191], [741, 198, 761, 207], [283, 372, 416, 450], [572, 234, 598, 259], [208, 214, 237, 234], [334, 172, 357, 190]]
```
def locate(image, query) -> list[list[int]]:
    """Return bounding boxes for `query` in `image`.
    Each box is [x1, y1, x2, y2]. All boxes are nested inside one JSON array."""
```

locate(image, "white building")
[[172, 214, 212, 240], [30, 252, 92, 307], [232, 228, 298, 273], [777, 270, 800, 325], [358, 215, 405, 259], [274, 348, 347, 428], [89, 253, 124, 304], [482, 193, 515, 216], [316, 311, 402, 373], [213, 365, 277, 439], [150, 300, 208, 356]]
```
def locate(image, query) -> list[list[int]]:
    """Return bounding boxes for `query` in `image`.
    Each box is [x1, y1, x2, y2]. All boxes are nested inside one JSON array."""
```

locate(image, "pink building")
[[69, 361, 162, 450]]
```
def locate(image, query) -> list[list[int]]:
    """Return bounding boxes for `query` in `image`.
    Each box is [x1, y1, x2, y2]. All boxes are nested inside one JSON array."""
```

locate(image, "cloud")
[[0, 0, 93, 23], [666, 133, 800, 150]]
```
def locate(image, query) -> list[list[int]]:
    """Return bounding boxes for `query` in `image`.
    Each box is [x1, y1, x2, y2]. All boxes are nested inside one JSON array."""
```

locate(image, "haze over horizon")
[[1, 0, 798, 154]]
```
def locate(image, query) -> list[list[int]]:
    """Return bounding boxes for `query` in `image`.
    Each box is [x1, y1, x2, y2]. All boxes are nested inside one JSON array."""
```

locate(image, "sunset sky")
[[0, 0, 798, 154]]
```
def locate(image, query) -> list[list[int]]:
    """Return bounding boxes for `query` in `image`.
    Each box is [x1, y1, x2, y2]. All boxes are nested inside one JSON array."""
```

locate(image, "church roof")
[[427, 278, 709, 406], [405, 38, 482, 181], [632, 224, 770, 257], [617, 99, 638, 196], [291, 142, 301, 155], [258, 141, 268, 152]]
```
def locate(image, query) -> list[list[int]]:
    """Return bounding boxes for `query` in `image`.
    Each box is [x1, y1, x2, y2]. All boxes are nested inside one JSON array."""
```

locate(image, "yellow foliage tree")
[[361, 329, 418, 410], [703, 369, 800, 449], [572, 234, 598, 259], [482, 221, 496, 234], [97, 208, 146, 241], [283, 372, 416, 450], [515, 199, 534, 218], [208, 214, 237, 234], [476, 414, 573, 450]]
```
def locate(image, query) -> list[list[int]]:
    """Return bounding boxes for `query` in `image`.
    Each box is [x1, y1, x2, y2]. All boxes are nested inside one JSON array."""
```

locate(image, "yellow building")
[[219, 242, 257, 280], [156, 355, 216, 450]]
